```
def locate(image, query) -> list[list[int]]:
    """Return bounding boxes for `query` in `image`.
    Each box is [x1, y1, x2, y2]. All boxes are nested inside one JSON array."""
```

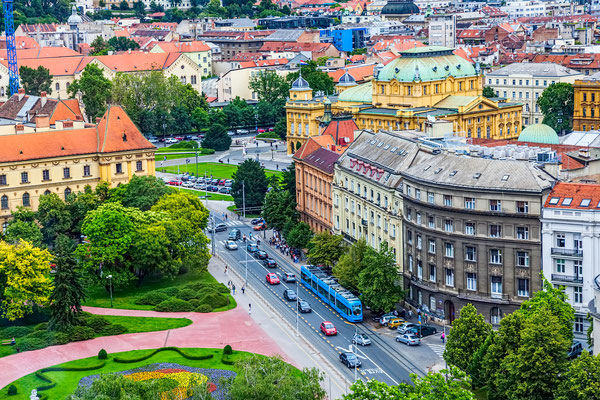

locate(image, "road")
[[207, 212, 446, 387]]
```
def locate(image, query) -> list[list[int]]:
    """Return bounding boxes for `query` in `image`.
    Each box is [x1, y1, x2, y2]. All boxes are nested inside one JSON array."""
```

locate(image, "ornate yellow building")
[[286, 46, 523, 154], [573, 73, 600, 132]]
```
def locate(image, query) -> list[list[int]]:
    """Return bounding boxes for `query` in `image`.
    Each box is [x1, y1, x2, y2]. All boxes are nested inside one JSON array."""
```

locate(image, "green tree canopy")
[[249, 70, 290, 104], [537, 82, 574, 134], [333, 238, 367, 292], [556, 351, 600, 400], [116, 175, 174, 211], [231, 159, 269, 210], [482, 86, 496, 98], [202, 123, 232, 151], [68, 63, 112, 121], [285, 221, 313, 250], [358, 242, 403, 313], [286, 61, 335, 95], [37, 192, 72, 245], [108, 36, 140, 51], [4, 212, 44, 248], [89, 36, 110, 55], [280, 161, 296, 199], [19, 65, 53, 95], [307, 232, 345, 269], [261, 189, 297, 232]]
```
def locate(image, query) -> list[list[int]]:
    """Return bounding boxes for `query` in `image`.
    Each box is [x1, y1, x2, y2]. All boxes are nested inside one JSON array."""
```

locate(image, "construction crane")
[[3, 0, 19, 96]]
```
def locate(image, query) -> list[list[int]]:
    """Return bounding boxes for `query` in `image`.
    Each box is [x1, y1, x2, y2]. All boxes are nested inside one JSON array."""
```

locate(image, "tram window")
[[301, 271, 309, 282], [353, 305, 362, 316], [318, 284, 328, 298]]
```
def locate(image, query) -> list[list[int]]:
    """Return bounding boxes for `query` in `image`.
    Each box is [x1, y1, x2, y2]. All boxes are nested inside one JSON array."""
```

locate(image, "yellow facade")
[[286, 85, 327, 154], [573, 78, 600, 132]]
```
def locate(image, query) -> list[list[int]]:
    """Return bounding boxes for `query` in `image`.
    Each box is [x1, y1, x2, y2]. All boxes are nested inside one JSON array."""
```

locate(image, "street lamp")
[[255, 112, 258, 133], [296, 279, 299, 337], [210, 216, 216, 256], [107, 275, 113, 308]]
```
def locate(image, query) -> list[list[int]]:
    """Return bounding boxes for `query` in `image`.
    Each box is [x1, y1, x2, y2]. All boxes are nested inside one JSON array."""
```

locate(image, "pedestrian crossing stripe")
[[427, 343, 446, 359], [225, 221, 243, 226]]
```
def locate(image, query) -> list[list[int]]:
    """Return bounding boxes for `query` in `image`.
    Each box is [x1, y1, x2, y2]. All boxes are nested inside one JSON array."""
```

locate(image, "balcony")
[[551, 248, 583, 257], [457, 289, 509, 303], [551, 274, 583, 284]]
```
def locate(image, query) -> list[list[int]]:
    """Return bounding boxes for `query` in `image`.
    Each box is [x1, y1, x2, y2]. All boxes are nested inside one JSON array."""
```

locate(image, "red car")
[[320, 321, 337, 336], [266, 273, 280, 285], [219, 179, 226, 186], [254, 222, 266, 231], [257, 128, 266, 133], [167, 180, 183, 186], [174, 136, 184, 141]]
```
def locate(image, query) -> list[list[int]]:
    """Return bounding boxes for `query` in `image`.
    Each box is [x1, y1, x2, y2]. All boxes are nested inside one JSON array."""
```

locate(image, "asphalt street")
[[207, 212, 446, 387]]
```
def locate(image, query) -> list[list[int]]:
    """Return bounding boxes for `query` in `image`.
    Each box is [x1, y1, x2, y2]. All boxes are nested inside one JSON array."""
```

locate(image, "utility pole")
[[107, 275, 113, 308], [211, 216, 216, 255], [242, 180, 246, 219], [245, 241, 248, 288], [296, 279, 299, 336]]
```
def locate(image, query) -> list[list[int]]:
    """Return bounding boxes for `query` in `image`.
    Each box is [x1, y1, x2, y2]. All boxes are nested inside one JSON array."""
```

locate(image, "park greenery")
[[19, 66, 53, 96], [537, 82, 574, 134], [89, 36, 140, 55]]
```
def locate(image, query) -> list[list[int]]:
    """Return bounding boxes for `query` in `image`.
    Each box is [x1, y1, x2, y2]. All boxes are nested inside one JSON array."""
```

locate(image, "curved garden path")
[[0, 306, 285, 388]]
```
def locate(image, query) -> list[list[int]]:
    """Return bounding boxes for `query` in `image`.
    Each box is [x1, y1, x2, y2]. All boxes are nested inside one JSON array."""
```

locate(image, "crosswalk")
[[427, 343, 446, 359]]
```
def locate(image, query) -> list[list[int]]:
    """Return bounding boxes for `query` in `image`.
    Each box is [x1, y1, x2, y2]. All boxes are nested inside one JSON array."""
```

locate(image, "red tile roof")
[[260, 41, 334, 54], [0, 56, 91, 76], [328, 64, 374, 83], [0, 36, 40, 49], [14, 47, 82, 59], [152, 40, 211, 53], [321, 116, 357, 148], [293, 135, 335, 160], [93, 52, 182, 72], [545, 182, 600, 209], [302, 147, 340, 174]]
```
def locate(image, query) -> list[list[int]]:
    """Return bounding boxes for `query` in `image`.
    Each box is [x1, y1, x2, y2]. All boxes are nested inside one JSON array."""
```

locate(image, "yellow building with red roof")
[[149, 41, 213, 77]]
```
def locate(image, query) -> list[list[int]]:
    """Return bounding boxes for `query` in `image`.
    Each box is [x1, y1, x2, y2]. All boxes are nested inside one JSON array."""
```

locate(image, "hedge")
[[114, 347, 214, 363], [134, 291, 170, 306], [154, 299, 195, 312], [34, 361, 106, 394]]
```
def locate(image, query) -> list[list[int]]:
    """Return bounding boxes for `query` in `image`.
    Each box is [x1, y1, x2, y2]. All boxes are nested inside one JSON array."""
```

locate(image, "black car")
[[251, 218, 264, 225], [407, 325, 437, 338], [283, 289, 297, 301], [254, 250, 268, 259], [228, 229, 241, 241], [339, 352, 361, 368], [209, 223, 228, 233], [210, 185, 220, 192], [298, 300, 311, 313], [283, 272, 296, 283], [263, 258, 277, 268]]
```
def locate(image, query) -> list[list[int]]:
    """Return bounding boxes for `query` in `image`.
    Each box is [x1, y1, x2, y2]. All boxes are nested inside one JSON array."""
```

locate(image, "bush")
[[216, 283, 230, 294], [195, 304, 212, 313], [54, 332, 70, 345], [176, 288, 198, 301], [7, 384, 17, 395], [1, 326, 34, 338], [70, 326, 95, 341], [134, 291, 170, 306], [185, 282, 206, 291], [159, 287, 180, 297], [98, 349, 108, 360], [19, 337, 48, 351], [85, 315, 110, 333], [154, 299, 194, 312], [169, 140, 198, 149], [223, 344, 233, 355], [100, 324, 127, 336], [199, 292, 229, 309], [34, 322, 49, 331], [188, 299, 202, 308], [27, 329, 54, 344], [256, 131, 280, 139]]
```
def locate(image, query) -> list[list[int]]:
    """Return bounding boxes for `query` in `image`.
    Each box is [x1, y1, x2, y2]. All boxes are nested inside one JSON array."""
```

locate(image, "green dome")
[[338, 81, 372, 103], [518, 124, 560, 144], [377, 46, 477, 82], [381, 0, 419, 15]]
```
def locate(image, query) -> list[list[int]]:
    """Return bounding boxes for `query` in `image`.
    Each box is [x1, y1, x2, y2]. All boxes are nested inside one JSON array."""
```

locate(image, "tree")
[[261, 189, 296, 232], [231, 159, 269, 210], [343, 367, 474, 400], [118, 175, 174, 211], [37, 192, 72, 245], [273, 117, 287, 141], [5, 207, 44, 247], [132, 0, 146, 17], [280, 161, 296, 199], [0, 240, 53, 321], [89, 36, 110, 55], [48, 235, 85, 332], [192, 107, 210, 131], [285, 222, 313, 250], [443, 303, 492, 373], [227, 354, 326, 400], [66, 187, 101, 237], [537, 82, 574, 134], [482, 86, 496, 98], [333, 238, 367, 292], [315, 56, 329, 66], [119, 0, 129, 9], [68, 63, 112, 121], [556, 351, 600, 400], [358, 242, 403, 313], [202, 123, 231, 151], [19, 65, 53, 95], [67, 373, 183, 400], [249, 70, 290, 104], [108, 36, 140, 52], [307, 232, 345, 269], [286, 61, 335, 95]]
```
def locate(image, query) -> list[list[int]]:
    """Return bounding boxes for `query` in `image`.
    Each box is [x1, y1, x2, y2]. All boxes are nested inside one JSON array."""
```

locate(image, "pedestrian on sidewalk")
[[224, 265, 228, 274], [225, 214, 228, 221], [242, 286, 245, 294], [232, 284, 236, 295], [249, 303, 252, 315], [441, 332, 445, 344], [408, 310, 413, 319], [227, 280, 232, 288]]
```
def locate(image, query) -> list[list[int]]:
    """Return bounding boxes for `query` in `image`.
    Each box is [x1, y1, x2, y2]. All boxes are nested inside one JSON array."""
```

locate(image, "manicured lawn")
[[83, 270, 236, 312], [1, 347, 253, 399], [157, 162, 282, 180], [155, 148, 214, 161], [227, 204, 260, 219], [102, 315, 192, 334], [180, 188, 234, 201]]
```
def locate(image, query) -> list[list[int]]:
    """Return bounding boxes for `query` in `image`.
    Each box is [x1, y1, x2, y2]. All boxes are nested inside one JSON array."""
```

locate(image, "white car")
[[225, 240, 238, 250], [165, 138, 177, 144], [182, 181, 195, 188]]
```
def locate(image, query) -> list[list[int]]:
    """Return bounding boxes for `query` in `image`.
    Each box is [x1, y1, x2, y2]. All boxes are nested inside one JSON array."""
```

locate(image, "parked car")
[[208, 223, 228, 233], [224, 241, 238, 250], [225, 179, 233, 186], [380, 314, 398, 326], [194, 183, 207, 190], [406, 325, 438, 338], [283, 289, 297, 301], [568, 341, 583, 360], [174, 136, 184, 141], [254, 222, 266, 231], [397, 323, 419, 334], [388, 318, 406, 329], [237, 129, 249, 135], [396, 333, 421, 346], [320, 321, 337, 336], [147, 136, 158, 143], [266, 273, 280, 285], [283, 272, 296, 283], [254, 250, 268, 260], [339, 352, 361, 368], [227, 131, 236, 137], [298, 300, 311, 313], [209, 185, 220, 192], [228, 229, 241, 241], [167, 180, 183, 186], [190, 135, 200, 140], [257, 128, 266, 133], [182, 181, 195, 188], [251, 218, 264, 225], [165, 138, 177, 144], [374, 313, 396, 324], [352, 333, 371, 346], [219, 179, 226, 186], [263, 258, 277, 268], [219, 187, 231, 194], [211, 179, 219, 185], [247, 243, 259, 253]]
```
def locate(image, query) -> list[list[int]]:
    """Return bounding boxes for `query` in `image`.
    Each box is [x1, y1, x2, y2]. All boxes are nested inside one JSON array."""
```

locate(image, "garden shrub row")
[[134, 282, 230, 313], [113, 346, 214, 363]]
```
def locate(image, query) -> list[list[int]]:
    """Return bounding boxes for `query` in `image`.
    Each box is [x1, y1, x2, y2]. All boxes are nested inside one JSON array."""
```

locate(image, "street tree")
[[537, 82, 574, 134], [358, 242, 403, 313], [117, 175, 174, 211], [108, 36, 140, 51], [280, 161, 296, 199], [343, 367, 474, 400], [48, 235, 86, 332], [0, 240, 53, 321], [273, 117, 287, 140], [231, 159, 269, 210], [307, 232, 345, 269], [192, 107, 210, 131], [482, 86, 496, 98], [443, 303, 492, 373], [285, 222, 313, 250], [68, 63, 112, 121], [37, 192, 72, 245], [556, 351, 600, 400], [202, 123, 231, 151], [249, 70, 290, 104], [261, 189, 297, 232], [19, 65, 53, 95], [333, 238, 367, 292], [286, 61, 335, 94]]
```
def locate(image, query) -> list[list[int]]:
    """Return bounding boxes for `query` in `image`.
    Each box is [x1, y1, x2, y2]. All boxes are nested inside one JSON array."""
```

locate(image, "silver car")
[[397, 322, 419, 334], [352, 333, 371, 346], [395, 333, 421, 346], [225, 240, 238, 250]]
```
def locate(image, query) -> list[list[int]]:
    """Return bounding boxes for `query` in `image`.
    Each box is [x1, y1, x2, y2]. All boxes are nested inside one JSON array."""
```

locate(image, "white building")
[[541, 182, 600, 341], [485, 63, 583, 126], [428, 14, 456, 48], [502, 0, 546, 18]]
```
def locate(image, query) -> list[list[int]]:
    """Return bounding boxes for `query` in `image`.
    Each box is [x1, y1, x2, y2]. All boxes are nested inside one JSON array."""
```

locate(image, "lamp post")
[[242, 180, 246, 219], [296, 279, 299, 337], [107, 274, 113, 308], [210, 216, 216, 256], [255, 112, 258, 133]]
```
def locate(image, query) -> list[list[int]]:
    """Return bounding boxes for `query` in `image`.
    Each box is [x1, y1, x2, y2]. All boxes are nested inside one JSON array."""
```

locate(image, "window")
[[21, 172, 28, 183], [116, 163, 123, 174], [489, 224, 502, 238], [406, 185, 412, 196], [428, 239, 436, 254], [55, 82, 60, 91], [443, 195, 452, 207], [64, 188, 72, 200], [444, 219, 453, 232], [516, 251, 529, 267], [574, 287, 583, 303], [407, 230, 412, 244], [465, 198, 475, 209], [416, 235, 422, 250], [562, 198, 572, 206], [445, 243, 454, 258], [465, 246, 476, 262], [0, 195, 7, 209], [42, 170, 50, 181], [445, 268, 454, 287], [191, 75, 197, 85], [467, 273, 477, 291], [489, 200, 502, 211], [556, 233, 566, 247], [491, 276, 502, 295], [0, 174, 5, 185], [408, 255, 413, 272], [518, 278, 529, 297], [134, 161, 142, 171], [516, 226, 529, 240], [516, 201, 528, 213], [575, 260, 583, 276], [428, 216, 435, 229], [416, 212, 422, 224], [556, 259, 566, 273], [415, 189, 421, 200], [21, 192, 30, 207], [427, 192, 434, 204], [581, 199, 591, 207], [491, 307, 501, 324], [417, 260, 423, 279], [429, 264, 436, 282], [44, 190, 50, 196], [465, 222, 475, 235], [83, 165, 91, 176], [575, 317, 584, 333], [490, 249, 503, 264], [63, 167, 70, 179]]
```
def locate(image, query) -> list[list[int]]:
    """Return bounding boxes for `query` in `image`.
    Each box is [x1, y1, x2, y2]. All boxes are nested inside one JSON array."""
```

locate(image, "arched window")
[[43, 190, 51, 196], [55, 82, 60, 91], [1, 195, 8, 209], [64, 187, 72, 200], [22, 192, 30, 207]]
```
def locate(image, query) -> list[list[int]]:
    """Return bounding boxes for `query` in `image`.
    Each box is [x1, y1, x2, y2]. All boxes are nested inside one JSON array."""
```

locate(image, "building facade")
[[0, 106, 156, 228], [150, 41, 213, 77], [573, 73, 600, 132], [541, 182, 600, 340], [401, 153, 555, 324], [486, 63, 582, 127], [428, 14, 456, 48]]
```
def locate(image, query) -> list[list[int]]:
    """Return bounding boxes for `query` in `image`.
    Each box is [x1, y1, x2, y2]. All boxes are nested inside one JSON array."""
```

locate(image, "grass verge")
[[102, 315, 192, 334], [157, 162, 282, 180]]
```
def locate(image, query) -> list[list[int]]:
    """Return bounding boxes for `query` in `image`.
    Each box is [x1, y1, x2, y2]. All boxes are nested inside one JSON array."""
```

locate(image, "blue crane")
[[3, 0, 19, 96]]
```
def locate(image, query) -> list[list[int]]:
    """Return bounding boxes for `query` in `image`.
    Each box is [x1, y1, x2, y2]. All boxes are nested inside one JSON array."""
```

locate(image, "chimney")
[[36, 114, 50, 129], [95, 117, 101, 124], [18, 88, 25, 101], [15, 124, 24, 133], [40, 91, 47, 107]]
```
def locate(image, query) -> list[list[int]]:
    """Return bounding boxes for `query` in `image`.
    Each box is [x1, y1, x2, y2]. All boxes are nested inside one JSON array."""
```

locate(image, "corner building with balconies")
[[401, 154, 555, 325]]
